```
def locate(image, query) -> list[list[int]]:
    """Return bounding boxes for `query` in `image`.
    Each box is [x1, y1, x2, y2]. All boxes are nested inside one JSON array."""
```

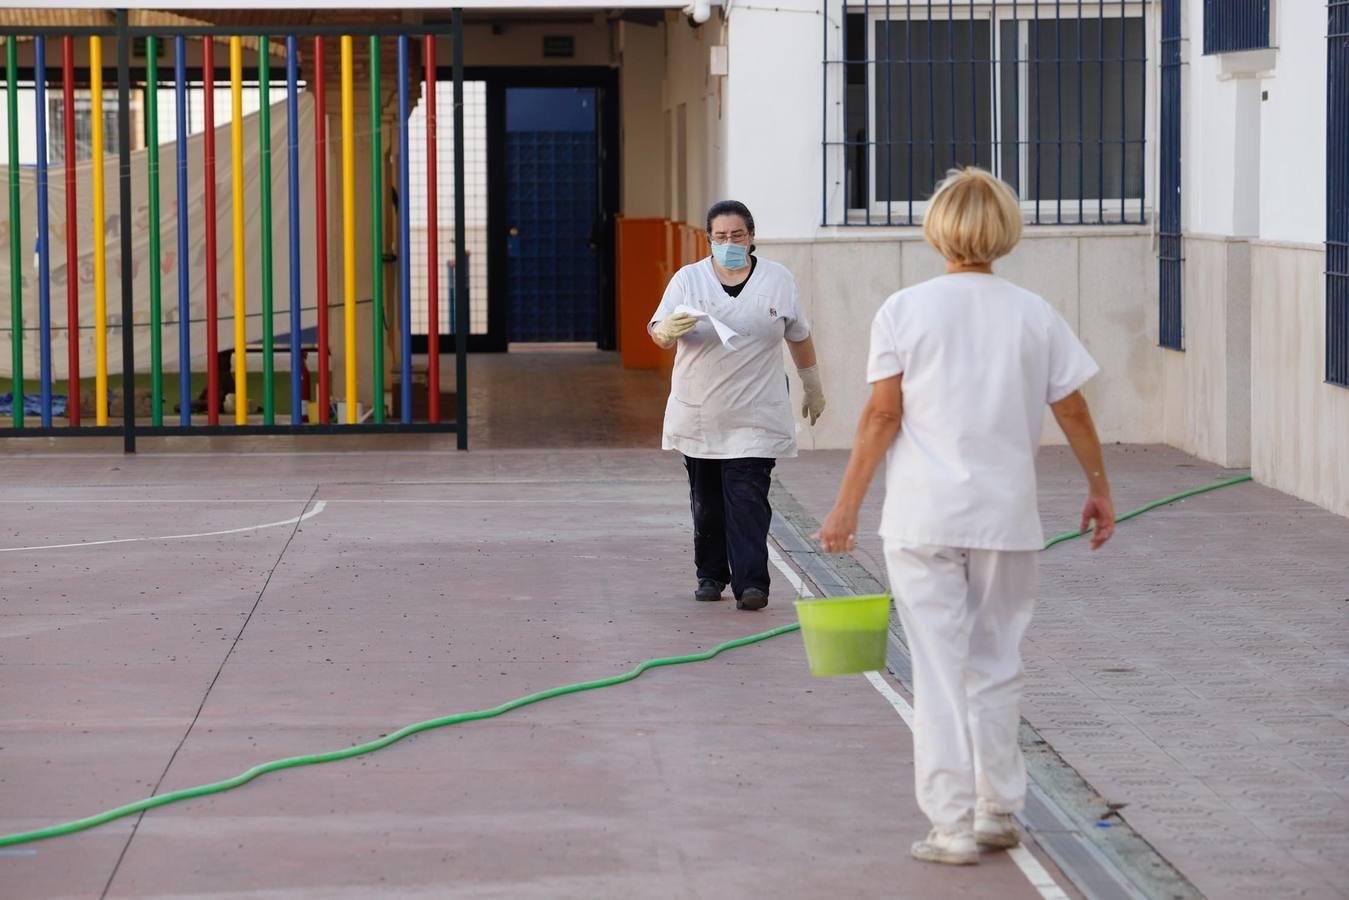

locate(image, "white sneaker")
[[910, 828, 979, 865], [974, 812, 1023, 849]]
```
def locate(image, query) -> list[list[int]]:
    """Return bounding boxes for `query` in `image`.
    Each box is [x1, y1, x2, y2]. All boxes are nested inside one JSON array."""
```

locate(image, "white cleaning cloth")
[[673, 304, 742, 351]]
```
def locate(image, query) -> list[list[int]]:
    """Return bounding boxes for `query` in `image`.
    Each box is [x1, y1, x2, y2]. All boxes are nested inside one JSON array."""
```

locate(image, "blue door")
[[505, 87, 599, 343]]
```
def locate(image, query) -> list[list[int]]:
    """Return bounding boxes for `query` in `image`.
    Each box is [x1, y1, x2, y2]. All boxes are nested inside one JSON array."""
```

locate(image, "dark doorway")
[[503, 86, 600, 343], [482, 67, 619, 353]]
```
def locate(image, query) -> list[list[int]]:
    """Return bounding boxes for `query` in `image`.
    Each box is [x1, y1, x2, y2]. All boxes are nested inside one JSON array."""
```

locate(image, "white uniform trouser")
[[884, 542, 1039, 831]]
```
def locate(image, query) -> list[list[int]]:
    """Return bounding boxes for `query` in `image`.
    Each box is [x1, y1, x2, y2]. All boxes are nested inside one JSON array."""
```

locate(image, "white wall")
[[1167, 0, 1342, 514], [1258, 0, 1327, 245], [1245, 2, 1340, 515], [1181, 0, 1324, 244], [724, 0, 821, 239], [1161, 235, 1252, 466], [1251, 243, 1349, 517]]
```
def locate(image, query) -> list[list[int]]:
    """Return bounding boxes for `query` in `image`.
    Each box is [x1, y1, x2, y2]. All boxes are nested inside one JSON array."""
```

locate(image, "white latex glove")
[[651, 312, 697, 348], [798, 364, 826, 425]]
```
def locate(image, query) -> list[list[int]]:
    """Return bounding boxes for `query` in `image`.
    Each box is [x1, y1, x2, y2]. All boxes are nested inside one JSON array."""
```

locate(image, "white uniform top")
[[867, 273, 1099, 551], [651, 257, 812, 460]]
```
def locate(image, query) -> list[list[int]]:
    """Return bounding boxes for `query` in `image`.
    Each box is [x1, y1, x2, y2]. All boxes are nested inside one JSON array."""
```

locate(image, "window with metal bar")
[[1329, 0, 1349, 386], [1203, 0, 1271, 55], [825, 0, 1148, 227], [1159, 0, 1182, 350]]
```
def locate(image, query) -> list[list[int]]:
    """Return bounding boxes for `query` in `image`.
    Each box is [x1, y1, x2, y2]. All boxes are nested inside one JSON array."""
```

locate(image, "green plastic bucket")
[[793, 594, 892, 676]]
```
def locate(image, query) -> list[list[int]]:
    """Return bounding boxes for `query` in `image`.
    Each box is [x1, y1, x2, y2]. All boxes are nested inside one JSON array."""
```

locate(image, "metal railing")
[[1202, 0, 1270, 55], [822, 0, 1150, 227], [1159, 0, 1183, 350], [1329, 0, 1348, 386], [1, 10, 472, 449]]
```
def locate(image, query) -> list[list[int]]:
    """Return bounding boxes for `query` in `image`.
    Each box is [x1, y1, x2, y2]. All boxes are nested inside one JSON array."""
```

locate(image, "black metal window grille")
[[1329, 0, 1349, 386], [1203, 0, 1271, 55], [824, 0, 1149, 227], [1159, 0, 1183, 350]]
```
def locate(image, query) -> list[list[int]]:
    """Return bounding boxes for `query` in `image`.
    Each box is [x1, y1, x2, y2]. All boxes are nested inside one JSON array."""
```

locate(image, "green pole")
[[146, 37, 162, 426], [7, 37, 23, 429], [369, 35, 384, 424], [259, 36, 275, 424]]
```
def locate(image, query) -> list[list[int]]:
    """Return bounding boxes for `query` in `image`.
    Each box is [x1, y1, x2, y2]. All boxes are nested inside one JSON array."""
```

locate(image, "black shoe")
[[736, 588, 769, 611], [695, 579, 726, 603]]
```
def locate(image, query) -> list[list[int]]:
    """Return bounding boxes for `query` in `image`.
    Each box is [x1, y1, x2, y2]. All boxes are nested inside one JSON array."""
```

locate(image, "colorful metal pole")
[[424, 35, 439, 423], [369, 35, 384, 424], [7, 36, 23, 428], [203, 37, 220, 425], [36, 37, 53, 427], [146, 36, 163, 426], [115, 9, 136, 452], [287, 36, 302, 425], [314, 36, 331, 424], [397, 36, 412, 423], [90, 36, 108, 426], [175, 36, 190, 426], [341, 35, 357, 424], [230, 36, 247, 424], [259, 35, 274, 425], [62, 37, 79, 426], [452, 9, 468, 449]]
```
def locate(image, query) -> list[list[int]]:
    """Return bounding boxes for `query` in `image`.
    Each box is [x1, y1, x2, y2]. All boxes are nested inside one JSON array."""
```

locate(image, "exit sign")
[[542, 35, 575, 59]]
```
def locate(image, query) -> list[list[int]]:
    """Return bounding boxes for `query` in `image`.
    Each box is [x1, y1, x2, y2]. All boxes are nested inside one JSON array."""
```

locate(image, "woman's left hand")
[[815, 505, 859, 554]]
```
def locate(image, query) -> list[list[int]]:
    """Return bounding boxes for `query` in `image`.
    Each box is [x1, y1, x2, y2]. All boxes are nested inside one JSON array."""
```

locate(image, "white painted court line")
[[1008, 847, 1074, 900], [863, 669, 916, 729], [0, 499, 306, 504], [0, 498, 637, 505], [0, 501, 326, 553], [767, 544, 1070, 900]]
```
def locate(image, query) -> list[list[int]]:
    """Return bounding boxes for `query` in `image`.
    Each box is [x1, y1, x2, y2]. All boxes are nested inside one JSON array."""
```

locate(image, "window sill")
[[1214, 47, 1277, 79]]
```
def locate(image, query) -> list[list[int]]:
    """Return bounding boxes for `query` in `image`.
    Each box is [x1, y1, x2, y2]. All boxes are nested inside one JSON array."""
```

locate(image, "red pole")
[[424, 35, 439, 423], [62, 37, 80, 426], [314, 36, 330, 424], [202, 37, 220, 425]]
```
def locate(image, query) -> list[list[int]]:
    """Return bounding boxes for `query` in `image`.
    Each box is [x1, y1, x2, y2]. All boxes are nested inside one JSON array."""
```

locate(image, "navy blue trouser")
[[684, 456, 776, 599]]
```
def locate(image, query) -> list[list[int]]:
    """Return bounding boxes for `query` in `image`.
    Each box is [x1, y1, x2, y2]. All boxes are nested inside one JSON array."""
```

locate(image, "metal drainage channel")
[[768, 485, 1201, 900]]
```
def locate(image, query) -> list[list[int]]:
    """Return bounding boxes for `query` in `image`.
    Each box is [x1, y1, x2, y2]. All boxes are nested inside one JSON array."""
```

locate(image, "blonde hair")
[[922, 167, 1023, 266]]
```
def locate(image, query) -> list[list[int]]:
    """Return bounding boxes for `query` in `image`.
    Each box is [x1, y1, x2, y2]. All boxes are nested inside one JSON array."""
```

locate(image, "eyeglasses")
[[710, 230, 750, 243]]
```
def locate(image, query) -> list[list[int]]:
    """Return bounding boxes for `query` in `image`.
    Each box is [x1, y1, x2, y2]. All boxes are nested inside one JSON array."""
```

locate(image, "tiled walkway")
[[776, 444, 1349, 900]]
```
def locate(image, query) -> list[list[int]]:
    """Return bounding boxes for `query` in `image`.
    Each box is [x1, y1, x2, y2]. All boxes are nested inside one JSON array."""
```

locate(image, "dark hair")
[[706, 200, 755, 234], [706, 200, 756, 252]]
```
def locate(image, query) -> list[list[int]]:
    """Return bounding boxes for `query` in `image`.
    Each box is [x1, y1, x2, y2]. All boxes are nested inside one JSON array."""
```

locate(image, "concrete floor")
[[0, 450, 1072, 899]]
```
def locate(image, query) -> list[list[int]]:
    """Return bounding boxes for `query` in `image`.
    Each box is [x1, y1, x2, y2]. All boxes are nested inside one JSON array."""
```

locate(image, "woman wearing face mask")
[[648, 200, 826, 610]]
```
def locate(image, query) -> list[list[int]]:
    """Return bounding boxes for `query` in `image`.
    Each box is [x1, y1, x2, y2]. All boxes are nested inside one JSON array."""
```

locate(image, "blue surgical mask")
[[711, 241, 750, 270]]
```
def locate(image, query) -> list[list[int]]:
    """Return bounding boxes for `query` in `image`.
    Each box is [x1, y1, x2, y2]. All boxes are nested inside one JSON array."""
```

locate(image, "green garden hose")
[[0, 473, 1253, 848], [1041, 474, 1252, 548]]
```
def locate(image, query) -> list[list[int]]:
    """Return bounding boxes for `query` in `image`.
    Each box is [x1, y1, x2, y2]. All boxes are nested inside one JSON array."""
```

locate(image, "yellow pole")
[[90, 37, 108, 426], [340, 36, 357, 424], [230, 37, 248, 424]]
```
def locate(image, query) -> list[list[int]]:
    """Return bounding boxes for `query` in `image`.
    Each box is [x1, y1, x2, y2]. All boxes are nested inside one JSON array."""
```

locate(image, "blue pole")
[[175, 37, 191, 425], [397, 35, 412, 423], [287, 35, 302, 424], [35, 37, 52, 427]]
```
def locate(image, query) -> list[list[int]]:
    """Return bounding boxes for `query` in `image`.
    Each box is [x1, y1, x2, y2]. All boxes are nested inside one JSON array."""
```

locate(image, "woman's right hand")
[[816, 505, 859, 554], [651, 313, 698, 348], [1081, 493, 1116, 550]]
